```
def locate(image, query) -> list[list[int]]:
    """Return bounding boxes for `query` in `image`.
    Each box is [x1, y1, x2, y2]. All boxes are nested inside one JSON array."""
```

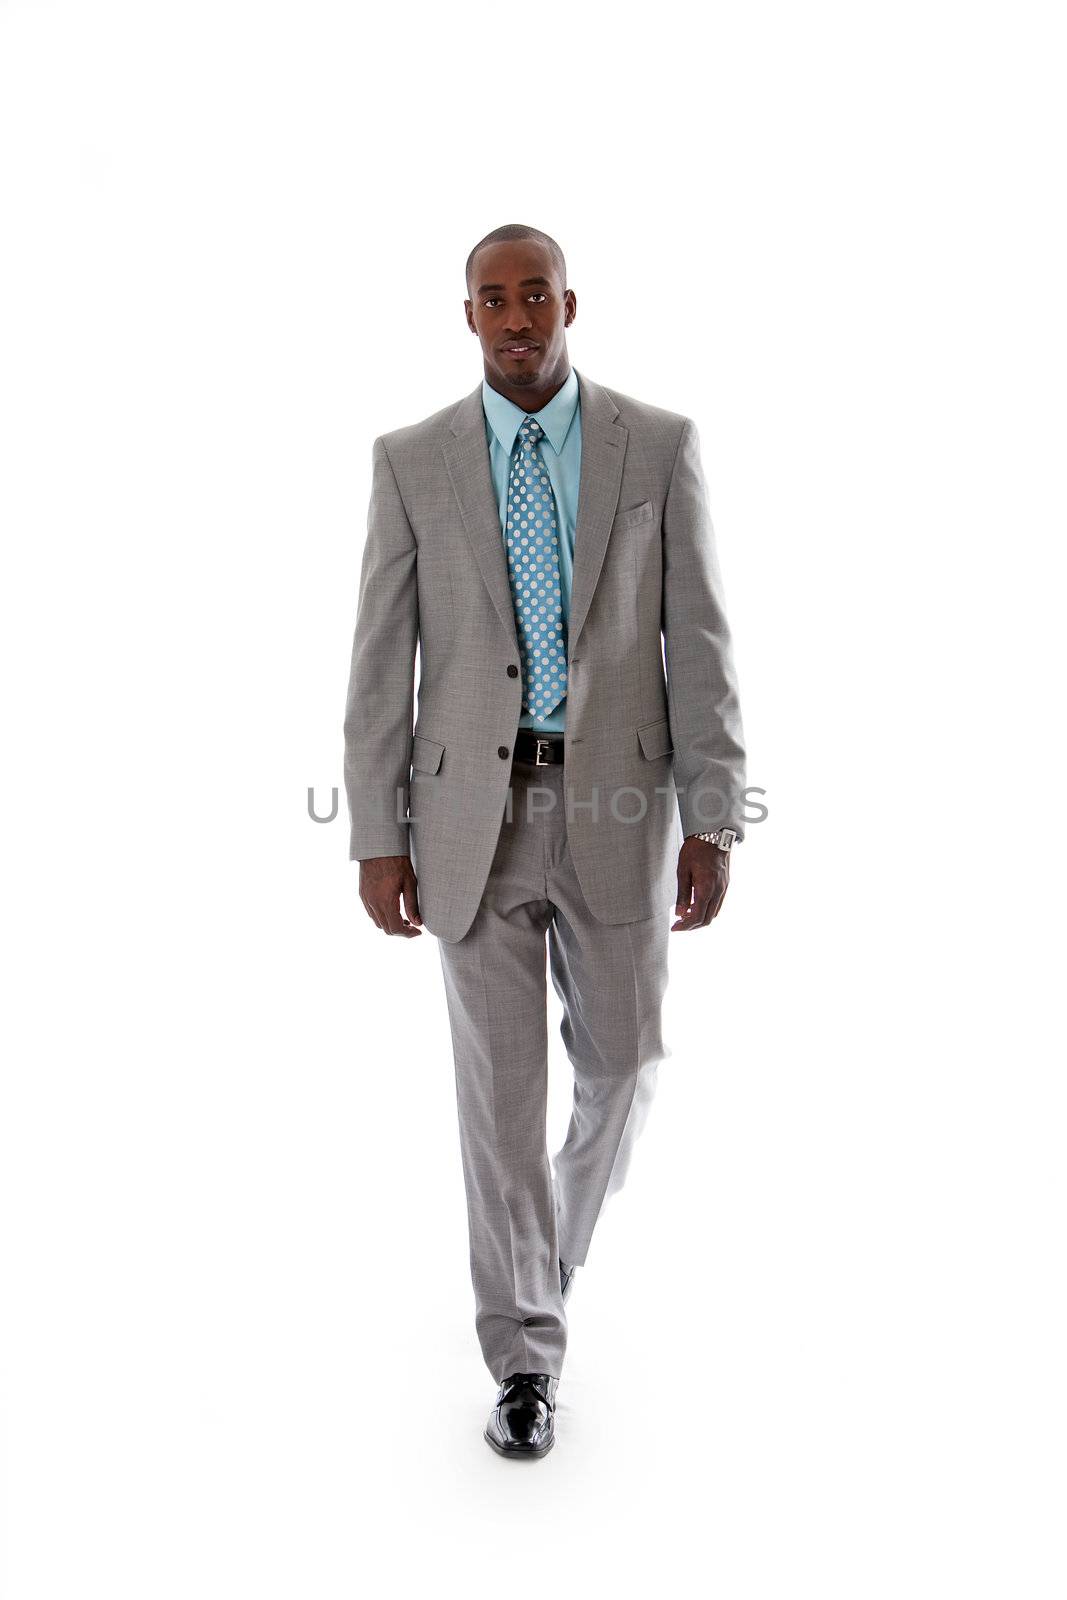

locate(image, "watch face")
[[720, 829, 737, 850]]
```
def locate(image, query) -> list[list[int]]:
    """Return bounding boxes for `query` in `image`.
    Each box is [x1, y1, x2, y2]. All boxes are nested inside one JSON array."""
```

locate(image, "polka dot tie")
[[505, 417, 567, 721]]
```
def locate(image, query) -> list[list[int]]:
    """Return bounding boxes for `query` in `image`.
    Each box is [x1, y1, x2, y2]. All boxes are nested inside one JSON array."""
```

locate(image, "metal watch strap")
[[687, 828, 738, 851]]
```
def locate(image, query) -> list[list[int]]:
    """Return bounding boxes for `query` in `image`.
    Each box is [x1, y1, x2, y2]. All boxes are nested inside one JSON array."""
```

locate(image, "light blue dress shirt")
[[481, 367, 582, 732]]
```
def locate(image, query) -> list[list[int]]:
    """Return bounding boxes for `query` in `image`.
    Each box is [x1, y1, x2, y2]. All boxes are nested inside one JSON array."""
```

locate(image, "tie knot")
[[522, 418, 544, 443]]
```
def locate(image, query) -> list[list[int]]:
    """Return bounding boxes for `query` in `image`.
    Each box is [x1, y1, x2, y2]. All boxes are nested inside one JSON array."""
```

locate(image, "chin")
[[501, 366, 540, 386]]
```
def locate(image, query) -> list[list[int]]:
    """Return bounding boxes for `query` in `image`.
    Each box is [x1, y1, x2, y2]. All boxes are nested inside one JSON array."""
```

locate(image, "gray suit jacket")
[[344, 366, 746, 943]]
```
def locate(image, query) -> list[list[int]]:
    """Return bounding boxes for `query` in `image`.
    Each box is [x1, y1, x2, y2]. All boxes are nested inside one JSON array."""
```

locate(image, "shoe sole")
[[483, 1428, 555, 1460]]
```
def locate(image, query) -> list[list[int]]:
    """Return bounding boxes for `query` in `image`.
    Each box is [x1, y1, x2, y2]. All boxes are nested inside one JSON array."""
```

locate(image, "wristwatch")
[[688, 828, 738, 852]]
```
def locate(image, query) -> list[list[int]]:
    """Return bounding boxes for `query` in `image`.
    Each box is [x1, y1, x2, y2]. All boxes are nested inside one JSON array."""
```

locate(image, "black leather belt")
[[513, 729, 565, 766]]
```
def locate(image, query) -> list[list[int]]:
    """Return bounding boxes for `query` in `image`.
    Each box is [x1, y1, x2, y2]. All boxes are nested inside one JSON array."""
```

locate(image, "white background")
[[1, 3, 1064, 1596]]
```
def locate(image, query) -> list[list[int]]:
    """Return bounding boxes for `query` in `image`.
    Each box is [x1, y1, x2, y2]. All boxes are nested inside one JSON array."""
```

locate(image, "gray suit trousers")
[[437, 756, 669, 1383]]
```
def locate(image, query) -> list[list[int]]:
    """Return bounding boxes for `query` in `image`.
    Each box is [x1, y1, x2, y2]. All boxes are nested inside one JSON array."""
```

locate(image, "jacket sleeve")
[[661, 416, 747, 840], [343, 434, 419, 860]]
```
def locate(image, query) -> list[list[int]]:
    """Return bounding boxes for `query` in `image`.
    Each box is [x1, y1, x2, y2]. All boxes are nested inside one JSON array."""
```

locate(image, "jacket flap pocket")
[[411, 733, 445, 774], [637, 717, 673, 760], [612, 499, 655, 531]]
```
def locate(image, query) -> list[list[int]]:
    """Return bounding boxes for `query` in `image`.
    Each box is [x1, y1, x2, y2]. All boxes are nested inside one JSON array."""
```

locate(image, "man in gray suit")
[[344, 223, 746, 1459]]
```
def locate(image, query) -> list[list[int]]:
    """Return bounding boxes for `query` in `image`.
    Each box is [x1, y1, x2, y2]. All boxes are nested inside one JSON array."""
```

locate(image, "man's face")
[[465, 239, 576, 393]]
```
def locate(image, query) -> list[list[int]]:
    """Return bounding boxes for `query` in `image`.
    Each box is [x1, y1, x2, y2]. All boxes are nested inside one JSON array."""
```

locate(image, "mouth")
[[500, 342, 539, 360]]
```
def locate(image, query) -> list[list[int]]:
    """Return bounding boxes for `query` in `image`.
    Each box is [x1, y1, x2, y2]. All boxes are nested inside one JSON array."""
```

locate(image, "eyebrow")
[[475, 276, 552, 295]]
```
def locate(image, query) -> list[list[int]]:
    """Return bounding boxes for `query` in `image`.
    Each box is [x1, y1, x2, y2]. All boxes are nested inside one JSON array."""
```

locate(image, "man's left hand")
[[671, 836, 730, 932]]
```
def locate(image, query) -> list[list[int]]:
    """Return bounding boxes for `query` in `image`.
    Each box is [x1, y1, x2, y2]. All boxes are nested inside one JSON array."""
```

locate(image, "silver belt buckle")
[[534, 737, 550, 766]]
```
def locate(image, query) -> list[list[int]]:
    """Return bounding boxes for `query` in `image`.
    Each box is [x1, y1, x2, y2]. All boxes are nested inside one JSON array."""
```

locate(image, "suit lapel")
[[442, 388, 519, 651], [567, 370, 628, 648], [442, 366, 629, 652]]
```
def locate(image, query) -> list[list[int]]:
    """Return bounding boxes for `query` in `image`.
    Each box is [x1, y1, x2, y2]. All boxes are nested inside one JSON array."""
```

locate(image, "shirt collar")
[[481, 365, 580, 458]]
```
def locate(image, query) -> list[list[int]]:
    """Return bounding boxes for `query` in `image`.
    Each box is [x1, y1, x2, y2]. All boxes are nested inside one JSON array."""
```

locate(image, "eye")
[[482, 293, 549, 309]]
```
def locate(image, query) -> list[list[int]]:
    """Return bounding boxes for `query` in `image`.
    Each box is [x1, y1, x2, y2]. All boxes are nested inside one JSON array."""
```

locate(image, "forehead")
[[471, 237, 558, 290]]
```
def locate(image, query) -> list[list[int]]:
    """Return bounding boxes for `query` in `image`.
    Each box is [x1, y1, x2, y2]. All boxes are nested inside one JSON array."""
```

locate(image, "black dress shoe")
[[484, 1372, 558, 1459], [560, 1259, 577, 1304]]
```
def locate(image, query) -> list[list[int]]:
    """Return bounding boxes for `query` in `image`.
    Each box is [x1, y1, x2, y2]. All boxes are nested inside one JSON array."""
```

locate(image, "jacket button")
[[507, 664, 518, 677], [498, 745, 510, 759]]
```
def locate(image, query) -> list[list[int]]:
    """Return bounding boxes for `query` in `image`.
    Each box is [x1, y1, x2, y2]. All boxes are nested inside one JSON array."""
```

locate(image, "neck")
[[484, 360, 571, 414]]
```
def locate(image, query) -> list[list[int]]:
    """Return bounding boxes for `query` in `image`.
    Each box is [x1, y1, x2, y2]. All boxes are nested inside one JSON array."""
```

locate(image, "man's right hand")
[[358, 855, 423, 938]]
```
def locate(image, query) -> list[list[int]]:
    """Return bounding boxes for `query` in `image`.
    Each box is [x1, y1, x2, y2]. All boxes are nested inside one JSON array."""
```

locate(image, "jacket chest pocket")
[[611, 499, 655, 533]]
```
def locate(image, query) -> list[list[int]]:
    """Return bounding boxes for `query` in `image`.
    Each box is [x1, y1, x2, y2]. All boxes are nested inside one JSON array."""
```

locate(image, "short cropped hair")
[[465, 224, 567, 298]]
